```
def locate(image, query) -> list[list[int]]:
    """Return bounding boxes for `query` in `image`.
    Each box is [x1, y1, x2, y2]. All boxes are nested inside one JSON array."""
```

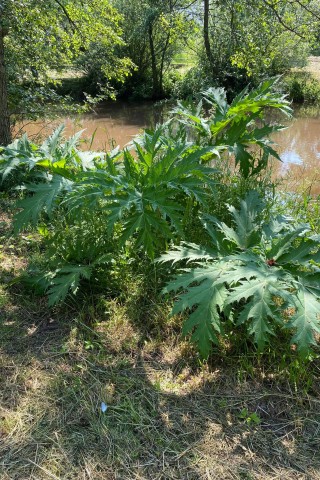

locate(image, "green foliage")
[[1, 83, 295, 318], [65, 125, 217, 258], [0, 125, 101, 191], [47, 264, 93, 306], [284, 73, 320, 104], [172, 78, 292, 178], [2, 0, 133, 124], [27, 256, 114, 307], [200, 0, 318, 91], [114, 0, 195, 98], [274, 191, 320, 232], [171, 66, 211, 99], [21, 212, 117, 305], [160, 192, 320, 358], [239, 408, 261, 426], [14, 176, 72, 233], [2, 122, 218, 303]]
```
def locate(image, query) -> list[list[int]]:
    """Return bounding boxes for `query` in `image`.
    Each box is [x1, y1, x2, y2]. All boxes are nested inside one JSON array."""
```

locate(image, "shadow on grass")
[[1, 284, 320, 480]]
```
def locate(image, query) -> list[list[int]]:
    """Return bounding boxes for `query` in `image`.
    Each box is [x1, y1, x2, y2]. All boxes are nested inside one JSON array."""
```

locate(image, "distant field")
[[302, 56, 320, 80], [172, 51, 196, 67], [48, 68, 86, 80]]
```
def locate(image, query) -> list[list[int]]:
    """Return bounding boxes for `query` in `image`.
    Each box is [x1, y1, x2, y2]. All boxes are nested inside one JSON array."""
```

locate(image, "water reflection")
[[15, 101, 168, 150], [15, 102, 320, 194], [272, 114, 320, 194]]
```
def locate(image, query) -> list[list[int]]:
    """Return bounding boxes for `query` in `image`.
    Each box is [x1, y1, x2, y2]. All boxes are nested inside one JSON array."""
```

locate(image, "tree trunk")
[[159, 31, 170, 98], [203, 0, 214, 71], [0, 27, 11, 146], [148, 23, 160, 99]]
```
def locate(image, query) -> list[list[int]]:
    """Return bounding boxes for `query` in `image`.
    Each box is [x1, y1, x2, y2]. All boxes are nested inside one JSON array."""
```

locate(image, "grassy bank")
[[1, 200, 320, 480], [284, 56, 320, 104]]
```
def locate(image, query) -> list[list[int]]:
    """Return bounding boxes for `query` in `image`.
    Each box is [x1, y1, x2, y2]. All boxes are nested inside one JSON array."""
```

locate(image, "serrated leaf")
[[14, 176, 73, 232], [47, 265, 92, 306], [158, 243, 216, 265], [232, 277, 279, 349], [278, 238, 319, 265], [171, 272, 228, 358], [268, 227, 309, 261], [287, 283, 320, 355]]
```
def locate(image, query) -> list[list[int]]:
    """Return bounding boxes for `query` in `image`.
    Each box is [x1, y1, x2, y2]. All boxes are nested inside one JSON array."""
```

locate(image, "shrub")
[[284, 73, 320, 104]]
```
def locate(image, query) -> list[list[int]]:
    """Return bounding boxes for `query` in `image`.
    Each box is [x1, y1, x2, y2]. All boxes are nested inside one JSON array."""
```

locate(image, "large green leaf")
[[277, 238, 320, 265], [47, 265, 92, 306], [182, 283, 228, 358], [228, 274, 288, 349], [159, 243, 216, 265], [268, 227, 309, 261], [14, 176, 73, 232], [287, 282, 320, 355], [165, 266, 228, 357]]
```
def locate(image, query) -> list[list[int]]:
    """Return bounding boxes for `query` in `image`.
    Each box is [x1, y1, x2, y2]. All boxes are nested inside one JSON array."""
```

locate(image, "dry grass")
[[1, 201, 320, 479]]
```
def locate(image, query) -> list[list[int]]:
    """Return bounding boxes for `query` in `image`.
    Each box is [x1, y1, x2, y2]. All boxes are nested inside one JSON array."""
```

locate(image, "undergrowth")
[[2, 78, 320, 361]]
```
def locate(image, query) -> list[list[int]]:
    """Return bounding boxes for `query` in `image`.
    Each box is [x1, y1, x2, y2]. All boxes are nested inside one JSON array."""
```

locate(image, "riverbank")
[[284, 56, 320, 104]]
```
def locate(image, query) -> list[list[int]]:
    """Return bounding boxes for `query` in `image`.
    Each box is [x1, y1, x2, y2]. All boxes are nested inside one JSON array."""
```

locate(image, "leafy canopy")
[[1, 0, 133, 120]]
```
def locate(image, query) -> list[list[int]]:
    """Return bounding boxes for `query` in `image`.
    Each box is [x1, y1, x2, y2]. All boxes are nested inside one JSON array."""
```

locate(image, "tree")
[[0, 26, 11, 146], [0, 0, 132, 146], [200, 0, 320, 90], [115, 0, 195, 99]]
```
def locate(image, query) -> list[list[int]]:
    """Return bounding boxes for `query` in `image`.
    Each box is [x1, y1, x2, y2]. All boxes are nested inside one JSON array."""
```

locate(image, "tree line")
[[1, 0, 320, 145]]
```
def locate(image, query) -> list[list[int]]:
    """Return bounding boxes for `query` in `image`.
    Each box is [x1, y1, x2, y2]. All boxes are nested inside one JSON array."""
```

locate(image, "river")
[[15, 101, 320, 195]]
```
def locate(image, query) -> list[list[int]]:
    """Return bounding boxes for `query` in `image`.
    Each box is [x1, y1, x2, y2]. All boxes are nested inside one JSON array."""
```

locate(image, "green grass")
[[172, 52, 196, 66], [172, 49, 196, 75], [1, 198, 320, 479]]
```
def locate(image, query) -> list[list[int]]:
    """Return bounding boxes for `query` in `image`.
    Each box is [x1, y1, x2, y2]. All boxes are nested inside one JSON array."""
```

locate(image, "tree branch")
[[260, 0, 306, 39], [53, 0, 77, 32]]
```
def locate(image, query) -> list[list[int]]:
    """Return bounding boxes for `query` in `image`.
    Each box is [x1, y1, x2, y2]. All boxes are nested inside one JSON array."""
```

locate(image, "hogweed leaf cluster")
[[160, 193, 320, 358], [173, 78, 292, 178], [63, 127, 218, 258]]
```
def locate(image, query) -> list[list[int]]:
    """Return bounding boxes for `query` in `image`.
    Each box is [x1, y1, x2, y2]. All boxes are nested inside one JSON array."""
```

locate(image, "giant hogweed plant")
[[159, 193, 320, 358], [0, 81, 293, 305], [172, 77, 292, 178], [65, 126, 218, 259], [7, 125, 218, 303]]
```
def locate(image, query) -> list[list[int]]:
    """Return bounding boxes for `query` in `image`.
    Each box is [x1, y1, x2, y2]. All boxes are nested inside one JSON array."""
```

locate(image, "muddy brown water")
[[15, 101, 166, 150], [272, 113, 320, 195], [15, 101, 320, 195]]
